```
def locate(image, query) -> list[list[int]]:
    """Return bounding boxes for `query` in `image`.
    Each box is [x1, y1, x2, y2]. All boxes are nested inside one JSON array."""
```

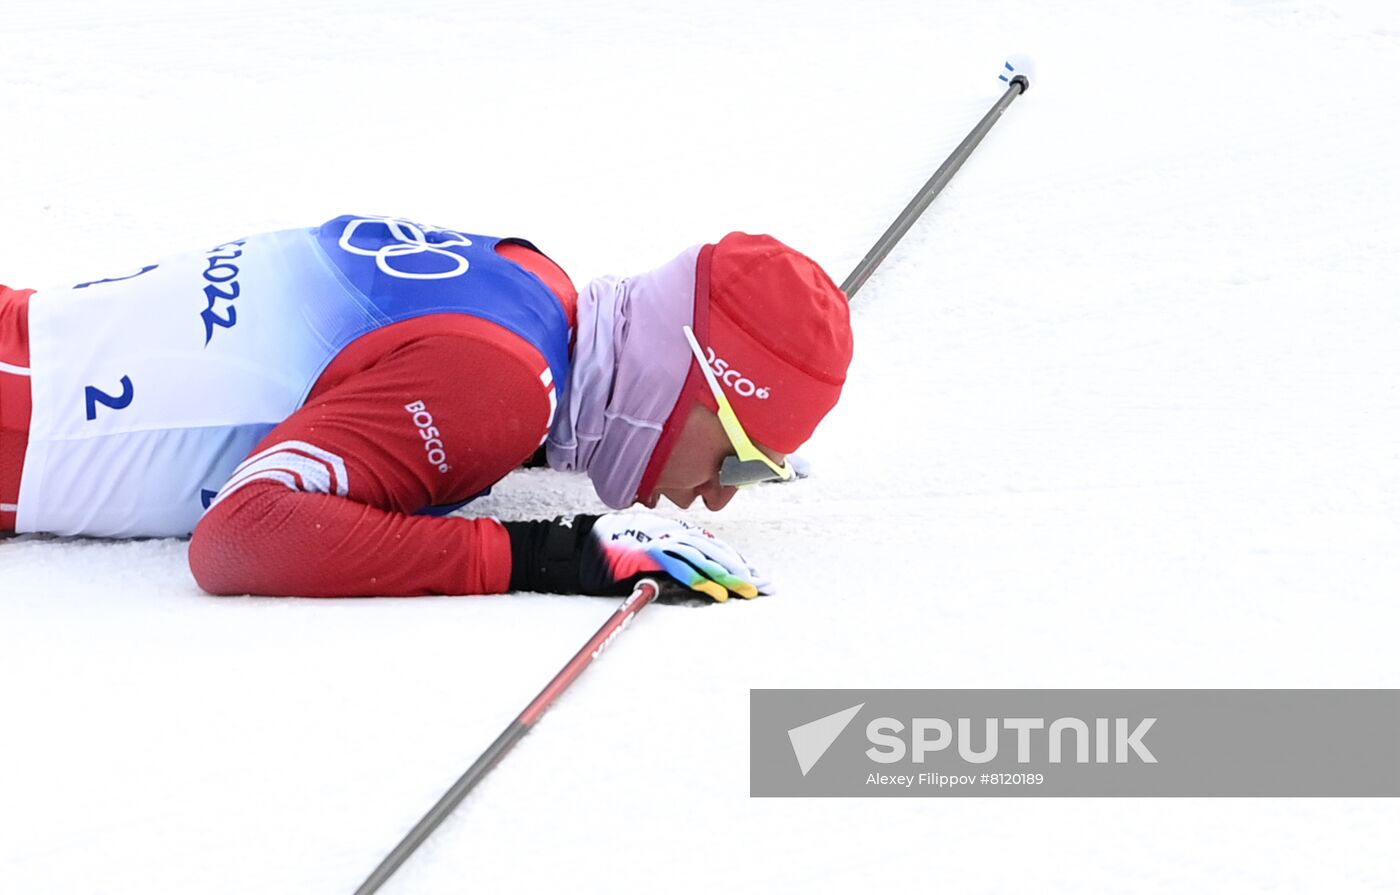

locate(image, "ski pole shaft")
[[353, 578, 662, 895], [841, 74, 1029, 299]]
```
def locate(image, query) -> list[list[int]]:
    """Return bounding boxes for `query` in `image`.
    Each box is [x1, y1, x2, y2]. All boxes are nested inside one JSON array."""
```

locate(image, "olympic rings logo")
[[338, 217, 474, 280]]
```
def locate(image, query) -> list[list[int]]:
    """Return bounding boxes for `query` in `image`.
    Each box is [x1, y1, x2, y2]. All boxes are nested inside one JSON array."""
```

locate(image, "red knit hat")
[[639, 233, 853, 496]]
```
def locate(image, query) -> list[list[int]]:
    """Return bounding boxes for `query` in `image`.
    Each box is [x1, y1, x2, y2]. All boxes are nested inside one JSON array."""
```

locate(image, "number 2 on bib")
[[85, 375, 134, 421]]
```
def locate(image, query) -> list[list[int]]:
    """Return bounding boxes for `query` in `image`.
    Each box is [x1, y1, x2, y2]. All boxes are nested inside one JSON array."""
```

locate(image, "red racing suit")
[[0, 241, 577, 596]]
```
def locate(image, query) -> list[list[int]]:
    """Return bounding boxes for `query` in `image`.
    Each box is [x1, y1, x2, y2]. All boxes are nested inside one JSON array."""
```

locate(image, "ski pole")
[[841, 59, 1032, 299], [352, 578, 663, 895]]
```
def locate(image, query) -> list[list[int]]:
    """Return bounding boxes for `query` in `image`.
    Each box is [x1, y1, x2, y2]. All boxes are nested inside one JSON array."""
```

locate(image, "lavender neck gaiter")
[[545, 245, 701, 509]]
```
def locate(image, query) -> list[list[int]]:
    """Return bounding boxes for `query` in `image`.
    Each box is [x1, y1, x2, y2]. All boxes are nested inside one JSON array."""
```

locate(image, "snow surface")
[[3, 1, 1399, 892]]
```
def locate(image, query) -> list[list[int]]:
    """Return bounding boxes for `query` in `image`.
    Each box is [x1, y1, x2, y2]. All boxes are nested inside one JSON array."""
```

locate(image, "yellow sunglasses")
[[682, 325, 795, 487]]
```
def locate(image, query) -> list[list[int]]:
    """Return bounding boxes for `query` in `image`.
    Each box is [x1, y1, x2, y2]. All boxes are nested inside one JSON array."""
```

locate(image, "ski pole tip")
[[998, 53, 1036, 92]]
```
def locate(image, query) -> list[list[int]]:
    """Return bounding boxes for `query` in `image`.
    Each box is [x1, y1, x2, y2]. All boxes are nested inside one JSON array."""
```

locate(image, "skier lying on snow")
[[0, 215, 853, 600]]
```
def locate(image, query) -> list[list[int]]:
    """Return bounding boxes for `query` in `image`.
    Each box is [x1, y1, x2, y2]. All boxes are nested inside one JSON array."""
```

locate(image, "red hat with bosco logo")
[[639, 232, 853, 495]]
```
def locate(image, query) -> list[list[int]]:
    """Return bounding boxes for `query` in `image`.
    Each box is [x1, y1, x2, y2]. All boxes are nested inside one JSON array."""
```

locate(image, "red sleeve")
[[189, 313, 555, 597]]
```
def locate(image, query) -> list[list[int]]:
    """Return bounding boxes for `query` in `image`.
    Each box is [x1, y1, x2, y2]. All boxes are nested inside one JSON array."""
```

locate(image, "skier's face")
[[642, 404, 786, 512]]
